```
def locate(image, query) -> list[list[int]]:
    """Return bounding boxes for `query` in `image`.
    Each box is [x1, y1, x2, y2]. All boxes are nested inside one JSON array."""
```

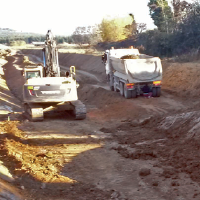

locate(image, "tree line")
[[72, 0, 200, 59], [136, 0, 200, 58], [0, 34, 73, 45], [70, 15, 146, 45]]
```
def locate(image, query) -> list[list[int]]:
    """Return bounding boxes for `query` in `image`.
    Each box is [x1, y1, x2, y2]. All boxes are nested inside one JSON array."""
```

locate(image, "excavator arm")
[[42, 30, 60, 77]]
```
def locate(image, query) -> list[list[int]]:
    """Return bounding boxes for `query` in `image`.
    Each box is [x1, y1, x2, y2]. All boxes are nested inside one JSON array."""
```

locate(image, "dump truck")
[[102, 47, 162, 99], [22, 30, 86, 121]]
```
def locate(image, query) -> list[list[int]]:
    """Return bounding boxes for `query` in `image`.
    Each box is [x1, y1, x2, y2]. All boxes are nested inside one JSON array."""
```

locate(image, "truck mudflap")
[[70, 100, 86, 120]]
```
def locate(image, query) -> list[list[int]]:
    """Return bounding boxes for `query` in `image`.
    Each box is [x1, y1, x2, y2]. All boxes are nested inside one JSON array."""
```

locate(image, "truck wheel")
[[152, 87, 157, 97], [114, 82, 117, 92], [131, 89, 137, 98], [114, 82, 119, 92], [107, 74, 110, 82], [124, 85, 132, 99], [156, 87, 161, 97], [109, 78, 114, 91], [119, 82, 124, 96]]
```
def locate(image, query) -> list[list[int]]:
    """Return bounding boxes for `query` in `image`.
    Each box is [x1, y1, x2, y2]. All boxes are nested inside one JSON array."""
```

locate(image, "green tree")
[[72, 26, 91, 44], [66, 36, 73, 44], [28, 36, 34, 43], [173, 0, 191, 19], [72, 25, 102, 45], [99, 16, 134, 42], [148, 0, 173, 33], [125, 14, 137, 37]]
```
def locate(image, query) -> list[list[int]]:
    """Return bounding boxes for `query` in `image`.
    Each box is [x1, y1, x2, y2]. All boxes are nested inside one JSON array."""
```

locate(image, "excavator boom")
[[43, 30, 60, 77]]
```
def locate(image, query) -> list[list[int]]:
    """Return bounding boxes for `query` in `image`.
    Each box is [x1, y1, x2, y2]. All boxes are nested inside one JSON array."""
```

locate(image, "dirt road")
[[1, 50, 200, 200]]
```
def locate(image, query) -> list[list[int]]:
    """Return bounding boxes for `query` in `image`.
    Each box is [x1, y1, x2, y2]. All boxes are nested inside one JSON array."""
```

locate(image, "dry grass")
[[58, 46, 103, 56], [15, 44, 103, 56]]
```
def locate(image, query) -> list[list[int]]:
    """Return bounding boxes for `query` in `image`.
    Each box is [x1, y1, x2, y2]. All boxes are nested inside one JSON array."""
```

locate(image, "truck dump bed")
[[109, 50, 162, 83]]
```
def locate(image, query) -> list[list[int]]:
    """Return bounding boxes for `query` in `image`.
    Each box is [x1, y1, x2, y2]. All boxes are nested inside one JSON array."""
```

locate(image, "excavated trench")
[[1, 48, 200, 199]]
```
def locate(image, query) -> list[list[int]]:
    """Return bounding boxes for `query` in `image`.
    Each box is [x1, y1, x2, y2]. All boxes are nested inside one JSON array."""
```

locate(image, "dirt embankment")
[[2, 55, 25, 102], [20, 49, 106, 81], [162, 62, 200, 97], [0, 54, 23, 199]]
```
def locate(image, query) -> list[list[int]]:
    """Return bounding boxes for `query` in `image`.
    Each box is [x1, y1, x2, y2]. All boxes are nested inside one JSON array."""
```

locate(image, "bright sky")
[[2, 0, 157, 36]]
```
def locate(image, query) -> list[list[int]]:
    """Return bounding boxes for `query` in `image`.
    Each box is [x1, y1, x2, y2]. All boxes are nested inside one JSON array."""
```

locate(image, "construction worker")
[[102, 52, 107, 64]]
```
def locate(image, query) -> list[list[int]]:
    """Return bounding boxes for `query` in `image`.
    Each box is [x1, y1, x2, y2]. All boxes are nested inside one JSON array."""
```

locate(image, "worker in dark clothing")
[[142, 84, 152, 98], [66, 71, 70, 77], [142, 84, 150, 93], [104, 53, 107, 62], [101, 54, 105, 63], [102, 53, 107, 63]]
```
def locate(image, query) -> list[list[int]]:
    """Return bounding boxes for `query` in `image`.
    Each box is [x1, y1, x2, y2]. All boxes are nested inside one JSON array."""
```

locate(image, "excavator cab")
[[23, 65, 44, 80], [26, 71, 40, 79]]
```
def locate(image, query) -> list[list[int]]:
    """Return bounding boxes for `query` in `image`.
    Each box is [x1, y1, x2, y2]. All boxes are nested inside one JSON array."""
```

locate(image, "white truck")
[[102, 47, 162, 99]]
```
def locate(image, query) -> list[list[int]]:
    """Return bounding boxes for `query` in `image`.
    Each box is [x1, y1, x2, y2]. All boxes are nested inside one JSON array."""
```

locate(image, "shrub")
[[9, 40, 26, 46]]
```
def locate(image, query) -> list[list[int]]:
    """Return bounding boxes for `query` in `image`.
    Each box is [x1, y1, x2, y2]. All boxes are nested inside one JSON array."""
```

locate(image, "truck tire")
[[124, 84, 132, 99], [114, 82, 119, 92], [152, 87, 157, 97], [119, 82, 124, 96], [110, 78, 114, 91], [107, 74, 110, 82], [156, 87, 161, 97], [131, 89, 137, 98]]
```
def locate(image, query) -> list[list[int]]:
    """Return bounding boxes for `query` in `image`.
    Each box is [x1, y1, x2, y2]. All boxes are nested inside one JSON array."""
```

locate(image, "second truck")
[[102, 47, 162, 99], [22, 30, 86, 121]]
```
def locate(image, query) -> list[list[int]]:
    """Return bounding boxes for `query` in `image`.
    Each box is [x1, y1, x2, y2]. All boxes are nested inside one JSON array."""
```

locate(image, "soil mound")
[[78, 85, 124, 108], [162, 62, 200, 97], [158, 110, 200, 139]]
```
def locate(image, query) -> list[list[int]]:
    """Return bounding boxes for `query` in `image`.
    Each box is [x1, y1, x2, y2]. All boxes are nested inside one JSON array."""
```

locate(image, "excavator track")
[[24, 103, 44, 122], [70, 100, 86, 120]]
